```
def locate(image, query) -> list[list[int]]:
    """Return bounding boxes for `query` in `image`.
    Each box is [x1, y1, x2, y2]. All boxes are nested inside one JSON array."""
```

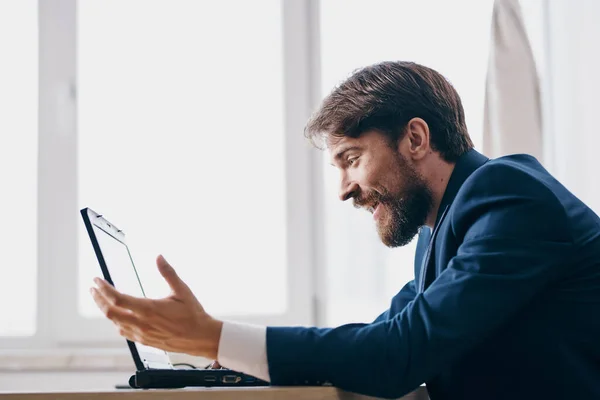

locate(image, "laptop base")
[[130, 369, 269, 389]]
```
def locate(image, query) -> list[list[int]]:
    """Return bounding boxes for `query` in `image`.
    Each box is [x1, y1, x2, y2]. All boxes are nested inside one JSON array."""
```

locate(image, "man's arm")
[[214, 279, 417, 380], [217, 321, 270, 381], [265, 165, 575, 398], [372, 280, 416, 324], [216, 280, 417, 380], [215, 279, 416, 381], [89, 164, 573, 398]]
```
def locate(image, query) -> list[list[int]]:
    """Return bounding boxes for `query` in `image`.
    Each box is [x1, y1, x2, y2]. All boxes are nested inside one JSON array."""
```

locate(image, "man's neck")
[[424, 159, 456, 228]]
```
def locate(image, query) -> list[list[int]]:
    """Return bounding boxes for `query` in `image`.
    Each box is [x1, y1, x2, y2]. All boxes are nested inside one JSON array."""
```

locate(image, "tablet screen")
[[93, 225, 146, 298], [92, 223, 171, 365]]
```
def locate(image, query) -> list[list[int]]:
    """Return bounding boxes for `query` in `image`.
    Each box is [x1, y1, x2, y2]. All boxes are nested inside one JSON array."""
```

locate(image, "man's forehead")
[[326, 136, 343, 149], [327, 135, 359, 152], [327, 129, 388, 151]]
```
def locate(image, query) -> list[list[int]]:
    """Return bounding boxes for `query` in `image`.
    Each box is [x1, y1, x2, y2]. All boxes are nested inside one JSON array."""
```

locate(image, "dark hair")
[[305, 61, 473, 162]]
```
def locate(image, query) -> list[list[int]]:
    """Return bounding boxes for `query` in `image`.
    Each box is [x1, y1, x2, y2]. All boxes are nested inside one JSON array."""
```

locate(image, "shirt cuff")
[[217, 321, 271, 382]]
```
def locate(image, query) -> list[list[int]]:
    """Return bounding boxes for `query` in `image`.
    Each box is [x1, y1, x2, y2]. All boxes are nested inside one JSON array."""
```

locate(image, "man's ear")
[[401, 118, 430, 160]]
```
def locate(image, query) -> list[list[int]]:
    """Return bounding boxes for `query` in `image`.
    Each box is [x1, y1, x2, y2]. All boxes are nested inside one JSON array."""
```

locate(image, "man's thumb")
[[156, 255, 189, 295]]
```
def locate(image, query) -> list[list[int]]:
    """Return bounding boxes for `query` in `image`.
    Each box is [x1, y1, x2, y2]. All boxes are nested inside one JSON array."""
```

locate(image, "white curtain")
[[543, 0, 600, 214], [486, 0, 600, 213], [483, 0, 543, 161]]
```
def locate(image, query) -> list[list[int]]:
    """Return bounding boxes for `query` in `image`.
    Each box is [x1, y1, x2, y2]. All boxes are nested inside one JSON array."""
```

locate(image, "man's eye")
[[348, 157, 358, 166]]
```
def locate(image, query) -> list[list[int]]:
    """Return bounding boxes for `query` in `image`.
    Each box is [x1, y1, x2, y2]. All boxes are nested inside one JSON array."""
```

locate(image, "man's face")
[[329, 130, 433, 247]]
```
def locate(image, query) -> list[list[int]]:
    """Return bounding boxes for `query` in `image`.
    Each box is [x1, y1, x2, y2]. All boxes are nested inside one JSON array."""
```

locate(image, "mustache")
[[353, 191, 383, 210]]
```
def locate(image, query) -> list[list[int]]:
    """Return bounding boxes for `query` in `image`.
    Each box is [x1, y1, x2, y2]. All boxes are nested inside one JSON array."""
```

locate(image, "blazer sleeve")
[[265, 164, 575, 399], [372, 280, 417, 323]]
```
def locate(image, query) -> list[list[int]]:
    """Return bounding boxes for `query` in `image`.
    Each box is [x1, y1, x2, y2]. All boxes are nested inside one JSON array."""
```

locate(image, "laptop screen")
[[91, 222, 172, 369]]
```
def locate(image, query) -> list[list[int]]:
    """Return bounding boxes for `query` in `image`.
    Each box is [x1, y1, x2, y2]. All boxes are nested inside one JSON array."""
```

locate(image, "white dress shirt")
[[217, 321, 271, 382]]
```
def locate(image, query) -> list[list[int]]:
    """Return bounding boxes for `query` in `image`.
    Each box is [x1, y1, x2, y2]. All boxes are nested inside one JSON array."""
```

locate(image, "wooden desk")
[[0, 386, 428, 400]]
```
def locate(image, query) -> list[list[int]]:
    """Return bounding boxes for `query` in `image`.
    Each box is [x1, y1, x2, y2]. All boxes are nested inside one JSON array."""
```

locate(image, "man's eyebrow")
[[332, 146, 362, 163]]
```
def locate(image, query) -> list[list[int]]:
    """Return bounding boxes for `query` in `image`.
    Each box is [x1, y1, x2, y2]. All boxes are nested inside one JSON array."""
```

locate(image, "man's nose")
[[339, 180, 359, 202]]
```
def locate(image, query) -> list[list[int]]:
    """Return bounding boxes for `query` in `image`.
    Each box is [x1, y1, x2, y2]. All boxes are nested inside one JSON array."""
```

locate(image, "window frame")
[[1, 0, 323, 350], [2, 0, 550, 351]]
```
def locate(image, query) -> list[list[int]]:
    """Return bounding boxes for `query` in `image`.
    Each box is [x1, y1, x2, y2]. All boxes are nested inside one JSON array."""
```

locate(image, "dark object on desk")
[[129, 368, 269, 389]]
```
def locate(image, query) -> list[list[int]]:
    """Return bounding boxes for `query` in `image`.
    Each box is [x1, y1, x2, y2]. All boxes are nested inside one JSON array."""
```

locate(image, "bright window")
[[0, 0, 38, 336], [77, 0, 287, 318]]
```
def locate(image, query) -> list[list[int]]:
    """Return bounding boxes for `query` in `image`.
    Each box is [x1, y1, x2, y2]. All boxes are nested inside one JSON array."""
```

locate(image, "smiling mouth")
[[372, 203, 384, 220], [366, 203, 378, 213]]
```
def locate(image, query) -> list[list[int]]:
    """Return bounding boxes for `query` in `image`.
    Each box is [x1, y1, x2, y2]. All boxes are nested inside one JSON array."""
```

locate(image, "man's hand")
[[90, 255, 222, 359]]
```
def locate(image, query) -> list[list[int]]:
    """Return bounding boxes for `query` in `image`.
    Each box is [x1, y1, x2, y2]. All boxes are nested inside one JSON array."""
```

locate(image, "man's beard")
[[354, 161, 433, 247]]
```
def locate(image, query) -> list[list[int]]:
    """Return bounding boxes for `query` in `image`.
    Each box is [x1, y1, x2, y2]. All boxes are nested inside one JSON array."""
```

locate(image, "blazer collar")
[[434, 149, 490, 227], [416, 149, 489, 291]]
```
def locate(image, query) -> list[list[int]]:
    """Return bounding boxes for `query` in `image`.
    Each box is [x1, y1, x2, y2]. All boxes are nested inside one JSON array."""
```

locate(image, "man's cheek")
[[357, 166, 375, 185]]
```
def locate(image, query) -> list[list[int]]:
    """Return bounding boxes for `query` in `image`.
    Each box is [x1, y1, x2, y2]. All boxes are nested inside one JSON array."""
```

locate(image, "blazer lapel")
[[416, 149, 490, 293], [419, 205, 450, 292]]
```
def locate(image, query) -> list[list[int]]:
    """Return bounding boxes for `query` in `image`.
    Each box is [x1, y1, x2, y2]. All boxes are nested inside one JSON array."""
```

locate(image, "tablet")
[[80, 207, 271, 388], [80, 207, 174, 371]]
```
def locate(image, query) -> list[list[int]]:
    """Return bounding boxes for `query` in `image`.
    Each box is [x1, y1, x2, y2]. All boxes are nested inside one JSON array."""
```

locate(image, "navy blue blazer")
[[266, 149, 600, 399]]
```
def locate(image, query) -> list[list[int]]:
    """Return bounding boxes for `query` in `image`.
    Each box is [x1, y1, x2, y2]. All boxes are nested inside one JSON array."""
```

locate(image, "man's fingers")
[[91, 287, 149, 327], [91, 289, 171, 343], [156, 255, 191, 295], [118, 327, 168, 351], [117, 325, 168, 343], [118, 327, 154, 347], [93, 278, 151, 314]]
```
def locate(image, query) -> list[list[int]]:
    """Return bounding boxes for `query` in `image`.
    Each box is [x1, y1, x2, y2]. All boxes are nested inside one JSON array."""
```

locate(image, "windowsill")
[[0, 349, 210, 372]]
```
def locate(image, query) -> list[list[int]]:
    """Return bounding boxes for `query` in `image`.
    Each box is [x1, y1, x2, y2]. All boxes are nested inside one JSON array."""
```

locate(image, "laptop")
[[80, 207, 269, 389]]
